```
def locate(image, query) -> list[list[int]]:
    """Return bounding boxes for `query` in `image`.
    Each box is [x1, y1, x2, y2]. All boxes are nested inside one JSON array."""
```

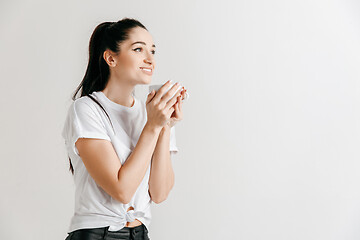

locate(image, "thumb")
[[146, 90, 155, 104]]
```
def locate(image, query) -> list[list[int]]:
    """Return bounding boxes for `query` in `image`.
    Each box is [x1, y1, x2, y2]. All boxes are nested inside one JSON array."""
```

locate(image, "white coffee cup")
[[148, 82, 189, 100]]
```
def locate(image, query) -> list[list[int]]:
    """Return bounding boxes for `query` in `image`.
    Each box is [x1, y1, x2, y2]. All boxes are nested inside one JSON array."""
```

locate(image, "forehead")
[[126, 27, 155, 47]]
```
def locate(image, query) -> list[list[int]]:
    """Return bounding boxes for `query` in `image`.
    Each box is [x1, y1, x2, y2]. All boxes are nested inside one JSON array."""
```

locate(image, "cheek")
[[122, 57, 136, 68], [127, 56, 142, 71], [117, 58, 138, 74]]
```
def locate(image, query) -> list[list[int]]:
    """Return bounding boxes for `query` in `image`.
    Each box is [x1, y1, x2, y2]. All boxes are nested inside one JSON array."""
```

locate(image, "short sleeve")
[[170, 126, 179, 155], [62, 100, 111, 157]]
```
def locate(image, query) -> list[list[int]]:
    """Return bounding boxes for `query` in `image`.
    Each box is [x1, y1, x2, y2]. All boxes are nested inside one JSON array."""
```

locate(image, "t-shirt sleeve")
[[62, 100, 111, 157], [169, 126, 179, 155]]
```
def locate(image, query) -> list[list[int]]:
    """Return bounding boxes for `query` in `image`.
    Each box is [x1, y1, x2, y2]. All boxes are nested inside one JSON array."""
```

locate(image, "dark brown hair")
[[67, 18, 147, 174]]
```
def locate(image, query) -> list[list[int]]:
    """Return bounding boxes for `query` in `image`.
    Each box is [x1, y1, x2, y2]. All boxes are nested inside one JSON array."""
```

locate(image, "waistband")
[[68, 223, 148, 239]]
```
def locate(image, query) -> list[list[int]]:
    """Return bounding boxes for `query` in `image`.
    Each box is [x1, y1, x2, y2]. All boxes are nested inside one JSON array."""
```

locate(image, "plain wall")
[[0, 0, 359, 239]]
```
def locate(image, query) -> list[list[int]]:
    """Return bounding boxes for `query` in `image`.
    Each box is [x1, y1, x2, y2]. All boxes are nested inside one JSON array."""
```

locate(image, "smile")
[[140, 67, 153, 75]]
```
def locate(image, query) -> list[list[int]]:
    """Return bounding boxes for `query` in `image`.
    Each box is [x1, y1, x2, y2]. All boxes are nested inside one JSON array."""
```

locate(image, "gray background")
[[1, 0, 360, 239]]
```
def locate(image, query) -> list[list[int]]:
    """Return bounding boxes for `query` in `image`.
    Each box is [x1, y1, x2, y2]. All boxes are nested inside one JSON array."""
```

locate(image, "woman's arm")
[[148, 125, 175, 203], [119, 123, 163, 203], [76, 123, 162, 204]]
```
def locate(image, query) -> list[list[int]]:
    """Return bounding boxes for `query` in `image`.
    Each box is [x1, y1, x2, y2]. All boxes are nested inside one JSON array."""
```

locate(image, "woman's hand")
[[145, 81, 182, 131], [166, 88, 186, 128]]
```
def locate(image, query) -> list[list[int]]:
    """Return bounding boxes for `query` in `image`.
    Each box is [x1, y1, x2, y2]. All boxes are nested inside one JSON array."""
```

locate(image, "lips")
[[140, 67, 152, 72], [140, 67, 153, 75]]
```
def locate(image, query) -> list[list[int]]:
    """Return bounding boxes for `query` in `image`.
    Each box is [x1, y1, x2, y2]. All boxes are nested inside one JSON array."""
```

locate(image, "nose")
[[144, 58, 152, 65], [144, 50, 154, 65], [143, 59, 154, 70]]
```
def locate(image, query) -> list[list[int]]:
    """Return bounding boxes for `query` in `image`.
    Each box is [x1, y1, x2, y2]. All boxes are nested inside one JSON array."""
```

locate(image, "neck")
[[101, 77, 135, 107]]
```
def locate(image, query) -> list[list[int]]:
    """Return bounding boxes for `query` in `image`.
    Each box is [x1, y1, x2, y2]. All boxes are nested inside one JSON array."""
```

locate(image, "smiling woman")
[[99, 26, 157, 95], [62, 17, 183, 240]]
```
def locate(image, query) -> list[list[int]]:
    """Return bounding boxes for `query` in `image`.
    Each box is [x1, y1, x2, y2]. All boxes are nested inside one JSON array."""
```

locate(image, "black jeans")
[[65, 224, 150, 240]]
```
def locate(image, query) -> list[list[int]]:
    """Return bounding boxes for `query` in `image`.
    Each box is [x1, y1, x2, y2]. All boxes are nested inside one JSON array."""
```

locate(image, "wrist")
[[161, 124, 171, 134], [167, 120, 176, 128], [144, 123, 163, 135], [159, 124, 170, 136]]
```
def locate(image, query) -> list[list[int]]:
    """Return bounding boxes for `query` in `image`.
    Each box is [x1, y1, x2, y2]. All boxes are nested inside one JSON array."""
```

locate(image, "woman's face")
[[109, 27, 156, 86]]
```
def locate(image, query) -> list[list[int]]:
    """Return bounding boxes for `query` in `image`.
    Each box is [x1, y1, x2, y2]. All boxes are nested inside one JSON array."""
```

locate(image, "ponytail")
[[67, 18, 147, 175]]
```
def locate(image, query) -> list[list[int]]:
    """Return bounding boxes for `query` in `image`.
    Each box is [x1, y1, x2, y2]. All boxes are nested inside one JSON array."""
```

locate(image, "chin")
[[142, 77, 152, 85], [134, 72, 153, 85]]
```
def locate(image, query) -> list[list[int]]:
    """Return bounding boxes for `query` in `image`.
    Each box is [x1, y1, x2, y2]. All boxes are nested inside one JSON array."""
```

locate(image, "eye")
[[133, 48, 156, 55]]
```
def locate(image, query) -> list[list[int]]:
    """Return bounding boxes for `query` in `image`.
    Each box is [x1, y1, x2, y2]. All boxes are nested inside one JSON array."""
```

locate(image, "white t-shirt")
[[61, 91, 179, 233]]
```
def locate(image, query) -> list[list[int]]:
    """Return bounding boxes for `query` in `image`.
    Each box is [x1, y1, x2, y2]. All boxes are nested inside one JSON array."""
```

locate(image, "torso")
[[125, 206, 143, 228], [126, 219, 143, 227]]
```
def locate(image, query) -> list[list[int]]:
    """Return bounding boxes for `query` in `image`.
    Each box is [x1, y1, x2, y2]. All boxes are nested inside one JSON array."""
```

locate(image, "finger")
[[174, 98, 180, 113], [166, 106, 175, 119], [161, 83, 183, 104], [152, 80, 173, 103], [171, 97, 179, 116], [180, 88, 185, 100], [165, 91, 181, 110], [146, 90, 155, 104], [179, 96, 182, 111]]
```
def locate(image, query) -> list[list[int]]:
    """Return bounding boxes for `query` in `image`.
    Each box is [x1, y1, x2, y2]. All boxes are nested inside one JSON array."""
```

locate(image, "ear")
[[103, 50, 117, 67]]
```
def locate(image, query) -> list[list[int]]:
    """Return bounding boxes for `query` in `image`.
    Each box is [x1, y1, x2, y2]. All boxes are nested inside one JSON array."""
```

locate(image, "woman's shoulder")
[[72, 94, 100, 111], [62, 96, 103, 123], [68, 95, 110, 127]]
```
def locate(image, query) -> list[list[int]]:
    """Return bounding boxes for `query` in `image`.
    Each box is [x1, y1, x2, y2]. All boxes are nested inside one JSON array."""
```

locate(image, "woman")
[[62, 18, 185, 240]]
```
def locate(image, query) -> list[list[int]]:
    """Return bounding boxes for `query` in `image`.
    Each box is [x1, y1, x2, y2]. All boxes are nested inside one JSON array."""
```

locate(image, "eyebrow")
[[131, 41, 156, 48]]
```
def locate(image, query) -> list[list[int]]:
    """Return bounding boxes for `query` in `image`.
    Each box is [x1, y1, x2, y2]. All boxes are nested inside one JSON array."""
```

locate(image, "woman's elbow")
[[114, 191, 131, 204]]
